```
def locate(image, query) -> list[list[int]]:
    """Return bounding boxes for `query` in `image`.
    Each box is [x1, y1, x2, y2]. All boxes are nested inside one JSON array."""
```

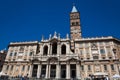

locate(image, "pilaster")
[[37, 64, 41, 78], [66, 62, 70, 79], [56, 63, 61, 79], [45, 64, 49, 78], [76, 62, 81, 79]]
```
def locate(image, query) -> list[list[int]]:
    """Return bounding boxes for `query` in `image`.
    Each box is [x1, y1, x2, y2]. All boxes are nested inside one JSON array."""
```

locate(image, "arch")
[[61, 44, 66, 55], [43, 45, 48, 55], [52, 42, 57, 55]]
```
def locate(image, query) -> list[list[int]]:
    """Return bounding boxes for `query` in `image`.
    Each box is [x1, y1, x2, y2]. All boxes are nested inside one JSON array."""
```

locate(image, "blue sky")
[[0, 0, 120, 50]]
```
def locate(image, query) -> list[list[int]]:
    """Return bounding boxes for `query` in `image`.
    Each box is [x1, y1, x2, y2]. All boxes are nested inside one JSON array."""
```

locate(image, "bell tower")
[[70, 5, 82, 40], [70, 5, 82, 52]]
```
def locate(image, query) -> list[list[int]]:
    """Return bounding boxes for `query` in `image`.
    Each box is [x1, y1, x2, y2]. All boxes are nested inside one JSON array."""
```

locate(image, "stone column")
[[66, 63, 70, 79], [7, 65, 11, 76], [29, 65, 33, 77], [12, 65, 15, 76], [47, 64, 50, 78], [76, 62, 81, 79], [56, 64, 61, 79], [37, 64, 41, 78], [2, 65, 6, 73], [48, 44, 50, 55], [19, 66, 22, 76], [57, 42, 60, 55], [45, 64, 49, 78], [24, 65, 28, 76], [50, 44, 52, 55]]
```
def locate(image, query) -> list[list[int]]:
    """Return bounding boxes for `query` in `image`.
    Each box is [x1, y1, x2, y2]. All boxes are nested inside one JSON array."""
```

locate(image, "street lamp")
[[112, 48, 120, 75]]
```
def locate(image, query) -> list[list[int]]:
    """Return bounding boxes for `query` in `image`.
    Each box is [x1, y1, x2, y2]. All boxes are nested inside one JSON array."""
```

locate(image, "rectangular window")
[[99, 42, 103, 45], [10, 53, 13, 56], [29, 52, 33, 56], [80, 50, 83, 55], [81, 65, 84, 71], [41, 65, 46, 77], [100, 49, 105, 54], [22, 66, 25, 71], [104, 65, 107, 71], [79, 43, 83, 48], [14, 52, 17, 56], [111, 64, 114, 70], [86, 49, 89, 54], [93, 56, 99, 59], [88, 65, 91, 71], [85, 43, 89, 48], [106, 48, 111, 54]]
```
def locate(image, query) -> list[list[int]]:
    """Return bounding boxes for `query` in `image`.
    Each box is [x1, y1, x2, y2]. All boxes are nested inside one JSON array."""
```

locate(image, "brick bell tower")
[[70, 5, 82, 52]]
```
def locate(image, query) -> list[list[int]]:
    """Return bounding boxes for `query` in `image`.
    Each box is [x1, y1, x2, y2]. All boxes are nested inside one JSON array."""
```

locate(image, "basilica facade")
[[2, 6, 120, 79]]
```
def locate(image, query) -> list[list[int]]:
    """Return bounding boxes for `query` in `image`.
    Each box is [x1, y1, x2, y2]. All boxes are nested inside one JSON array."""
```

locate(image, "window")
[[93, 56, 99, 59], [22, 66, 25, 71], [14, 52, 17, 56], [87, 58, 90, 60], [100, 49, 105, 54], [99, 42, 103, 45], [104, 65, 107, 71], [41, 65, 46, 77], [85, 43, 89, 48], [81, 65, 84, 71], [52, 42, 57, 55], [81, 58, 83, 60], [106, 48, 111, 54], [19, 46, 24, 51], [102, 57, 106, 59], [86, 49, 89, 54], [43, 45, 48, 55], [105, 42, 110, 45], [72, 22, 75, 26], [88, 65, 91, 71], [61, 44, 66, 55], [80, 50, 83, 55], [79, 43, 83, 48], [76, 22, 79, 25], [29, 52, 33, 56], [10, 53, 13, 56], [111, 64, 114, 70], [109, 57, 112, 59]]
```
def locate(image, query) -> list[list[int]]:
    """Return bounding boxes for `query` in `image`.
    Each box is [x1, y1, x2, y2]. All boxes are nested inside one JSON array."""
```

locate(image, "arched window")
[[72, 22, 75, 26], [76, 22, 79, 25], [43, 45, 48, 55], [52, 42, 57, 55], [61, 44, 66, 55]]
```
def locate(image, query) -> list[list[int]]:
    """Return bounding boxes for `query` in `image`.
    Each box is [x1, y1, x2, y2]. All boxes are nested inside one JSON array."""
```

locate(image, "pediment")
[[67, 57, 78, 61]]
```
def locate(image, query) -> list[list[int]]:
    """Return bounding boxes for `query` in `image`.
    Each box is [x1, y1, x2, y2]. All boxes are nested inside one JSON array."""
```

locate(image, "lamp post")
[[113, 48, 120, 75]]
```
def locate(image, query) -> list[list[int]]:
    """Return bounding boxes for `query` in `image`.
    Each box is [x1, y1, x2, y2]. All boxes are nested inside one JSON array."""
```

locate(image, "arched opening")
[[61, 44, 66, 55], [43, 45, 48, 55], [52, 42, 57, 55]]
